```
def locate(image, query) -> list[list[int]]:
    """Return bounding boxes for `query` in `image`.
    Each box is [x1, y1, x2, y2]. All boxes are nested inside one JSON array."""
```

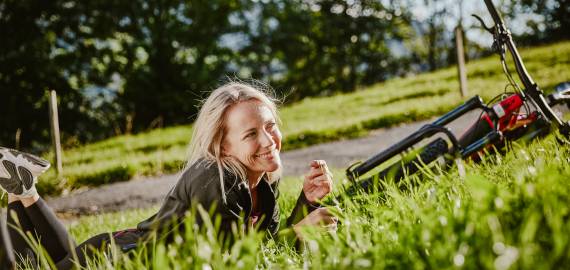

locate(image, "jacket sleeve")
[[138, 163, 248, 246], [286, 191, 321, 227], [275, 190, 321, 247], [190, 175, 248, 244]]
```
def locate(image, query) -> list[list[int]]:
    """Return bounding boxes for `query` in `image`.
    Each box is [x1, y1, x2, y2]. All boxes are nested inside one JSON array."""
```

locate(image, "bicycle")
[[341, 0, 570, 196]]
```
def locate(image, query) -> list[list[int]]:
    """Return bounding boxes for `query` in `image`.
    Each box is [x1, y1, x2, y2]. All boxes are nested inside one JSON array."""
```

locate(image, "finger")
[[308, 184, 331, 197], [317, 160, 329, 178], [311, 160, 333, 179], [313, 160, 329, 172], [305, 182, 331, 196], [324, 167, 333, 179], [318, 162, 334, 179], [305, 167, 324, 180], [309, 160, 323, 169], [306, 179, 332, 195], [308, 174, 329, 186], [311, 174, 333, 187], [316, 207, 334, 217], [326, 217, 338, 228], [322, 214, 337, 225], [326, 223, 338, 234]]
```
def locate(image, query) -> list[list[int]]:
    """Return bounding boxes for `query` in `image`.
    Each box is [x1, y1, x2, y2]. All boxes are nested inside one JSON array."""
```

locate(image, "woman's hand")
[[293, 207, 338, 239], [303, 160, 333, 203]]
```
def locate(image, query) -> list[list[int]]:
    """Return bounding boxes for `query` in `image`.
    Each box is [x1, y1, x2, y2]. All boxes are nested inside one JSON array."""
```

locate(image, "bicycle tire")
[[342, 137, 449, 196]]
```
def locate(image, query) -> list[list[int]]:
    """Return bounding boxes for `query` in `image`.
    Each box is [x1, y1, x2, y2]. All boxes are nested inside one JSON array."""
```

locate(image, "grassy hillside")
[[38, 41, 570, 195], [56, 134, 570, 269]]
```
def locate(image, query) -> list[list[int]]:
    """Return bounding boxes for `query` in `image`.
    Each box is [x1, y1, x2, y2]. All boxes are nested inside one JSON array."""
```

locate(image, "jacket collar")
[[228, 175, 277, 230]]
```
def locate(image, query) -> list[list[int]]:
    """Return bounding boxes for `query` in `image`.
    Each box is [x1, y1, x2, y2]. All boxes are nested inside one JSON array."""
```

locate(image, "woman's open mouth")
[[256, 150, 277, 160]]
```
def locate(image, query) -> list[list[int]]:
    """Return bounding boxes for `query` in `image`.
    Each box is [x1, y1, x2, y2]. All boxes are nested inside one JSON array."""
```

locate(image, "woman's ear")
[[221, 144, 230, 157]]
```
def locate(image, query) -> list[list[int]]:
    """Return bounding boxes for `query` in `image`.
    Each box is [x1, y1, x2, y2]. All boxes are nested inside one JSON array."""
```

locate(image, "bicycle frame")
[[482, 0, 568, 132], [345, 0, 570, 183]]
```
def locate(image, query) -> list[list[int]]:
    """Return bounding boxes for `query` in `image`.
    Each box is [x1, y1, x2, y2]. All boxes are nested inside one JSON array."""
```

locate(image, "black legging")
[[6, 198, 119, 269]]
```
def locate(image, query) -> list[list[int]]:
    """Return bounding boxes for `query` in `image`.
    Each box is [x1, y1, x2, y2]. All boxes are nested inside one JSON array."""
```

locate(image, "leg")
[[1, 147, 75, 262], [1, 209, 16, 270], [55, 233, 112, 270], [55, 229, 143, 270], [1, 148, 79, 266], [7, 195, 77, 265], [7, 197, 135, 270], [7, 199, 109, 270], [23, 197, 77, 263], [6, 199, 38, 264]]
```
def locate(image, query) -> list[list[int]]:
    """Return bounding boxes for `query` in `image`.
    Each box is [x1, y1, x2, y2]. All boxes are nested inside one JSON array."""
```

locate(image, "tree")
[[0, 0, 111, 149], [116, 0, 251, 132], [0, 0, 252, 148], [508, 0, 570, 44], [240, 0, 414, 101]]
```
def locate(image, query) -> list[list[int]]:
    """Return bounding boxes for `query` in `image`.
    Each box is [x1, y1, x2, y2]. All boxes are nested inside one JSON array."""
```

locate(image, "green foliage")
[[247, 0, 412, 100], [1, 0, 563, 151], [507, 0, 570, 44], [34, 41, 570, 196], [0, 0, 414, 150], [0, 0, 103, 148], [49, 135, 570, 269], [73, 163, 136, 187]]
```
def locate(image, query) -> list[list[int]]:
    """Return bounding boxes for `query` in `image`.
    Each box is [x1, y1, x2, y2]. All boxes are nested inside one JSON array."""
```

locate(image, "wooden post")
[[455, 25, 468, 98], [48, 90, 63, 175], [14, 128, 21, 150]]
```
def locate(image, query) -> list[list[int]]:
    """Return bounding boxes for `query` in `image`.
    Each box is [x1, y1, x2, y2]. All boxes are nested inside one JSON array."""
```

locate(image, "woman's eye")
[[245, 132, 256, 139]]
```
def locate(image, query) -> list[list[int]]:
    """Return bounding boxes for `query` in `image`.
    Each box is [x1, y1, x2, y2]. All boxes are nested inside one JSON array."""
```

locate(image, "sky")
[[410, 0, 546, 47]]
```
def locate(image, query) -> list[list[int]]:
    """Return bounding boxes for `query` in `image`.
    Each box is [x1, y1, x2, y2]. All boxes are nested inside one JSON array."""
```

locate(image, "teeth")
[[256, 151, 275, 158]]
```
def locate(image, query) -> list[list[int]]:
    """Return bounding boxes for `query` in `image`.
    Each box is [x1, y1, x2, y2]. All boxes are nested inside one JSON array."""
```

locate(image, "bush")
[[73, 164, 137, 187]]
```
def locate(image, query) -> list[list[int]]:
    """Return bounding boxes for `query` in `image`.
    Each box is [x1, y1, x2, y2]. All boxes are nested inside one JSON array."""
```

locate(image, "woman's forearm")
[[286, 191, 321, 227]]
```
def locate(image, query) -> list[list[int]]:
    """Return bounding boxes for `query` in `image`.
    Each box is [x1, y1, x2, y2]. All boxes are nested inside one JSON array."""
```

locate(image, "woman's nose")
[[259, 130, 275, 147]]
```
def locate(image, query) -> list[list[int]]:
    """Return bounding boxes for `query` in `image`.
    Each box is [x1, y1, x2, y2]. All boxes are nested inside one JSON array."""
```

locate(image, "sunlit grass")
[[53, 134, 570, 269]]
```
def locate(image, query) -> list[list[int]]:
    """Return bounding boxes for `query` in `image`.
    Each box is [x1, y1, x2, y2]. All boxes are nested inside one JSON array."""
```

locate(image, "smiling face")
[[222, 100, 282, 184]]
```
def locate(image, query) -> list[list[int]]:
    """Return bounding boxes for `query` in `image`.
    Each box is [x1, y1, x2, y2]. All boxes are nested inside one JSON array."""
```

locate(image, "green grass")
[[37, 41, 570, 196], [45, 133, 570, 269]]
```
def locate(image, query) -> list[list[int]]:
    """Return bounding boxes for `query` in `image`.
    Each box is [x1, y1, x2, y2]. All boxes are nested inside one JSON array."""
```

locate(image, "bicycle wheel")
[[342, 137, 449, 196]]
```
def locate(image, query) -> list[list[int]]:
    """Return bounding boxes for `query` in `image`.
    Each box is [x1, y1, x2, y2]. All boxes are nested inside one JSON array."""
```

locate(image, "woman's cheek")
[[246, 155, 256, 167], [247, 143, 259, 165], [274, 129, 282, 151]]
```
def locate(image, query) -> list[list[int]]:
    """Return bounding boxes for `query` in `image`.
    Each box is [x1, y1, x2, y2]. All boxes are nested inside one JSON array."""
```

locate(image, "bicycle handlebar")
[[484, 0, 535, 91], [484, 0, 569, 133]]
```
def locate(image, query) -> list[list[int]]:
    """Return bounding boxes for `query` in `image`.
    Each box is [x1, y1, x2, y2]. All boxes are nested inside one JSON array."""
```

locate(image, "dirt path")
[[46, 114, 479, 216]]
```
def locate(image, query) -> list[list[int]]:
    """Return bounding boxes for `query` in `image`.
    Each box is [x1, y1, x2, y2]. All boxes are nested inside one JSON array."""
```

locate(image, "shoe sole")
[[0, 147, 50, 196], [0, 147, 50, 169]]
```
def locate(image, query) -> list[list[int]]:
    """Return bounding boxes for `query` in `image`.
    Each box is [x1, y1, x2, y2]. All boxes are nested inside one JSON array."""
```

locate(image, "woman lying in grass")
[[0, 82, 337, 269]]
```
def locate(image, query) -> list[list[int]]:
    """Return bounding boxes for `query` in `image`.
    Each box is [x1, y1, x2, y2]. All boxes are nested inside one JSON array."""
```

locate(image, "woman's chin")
[[259, 158, 280, 172], [266, 163, 281, 172], [266, 160, 282, 173], [248, 153, 281, 174]]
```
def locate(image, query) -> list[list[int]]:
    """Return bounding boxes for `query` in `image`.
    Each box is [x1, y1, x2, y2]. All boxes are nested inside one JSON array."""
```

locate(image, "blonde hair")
[[186, 81, 282, 203]]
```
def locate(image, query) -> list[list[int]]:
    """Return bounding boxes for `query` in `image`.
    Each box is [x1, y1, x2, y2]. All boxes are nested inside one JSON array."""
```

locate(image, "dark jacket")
[[136, 160, 318, 242]]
